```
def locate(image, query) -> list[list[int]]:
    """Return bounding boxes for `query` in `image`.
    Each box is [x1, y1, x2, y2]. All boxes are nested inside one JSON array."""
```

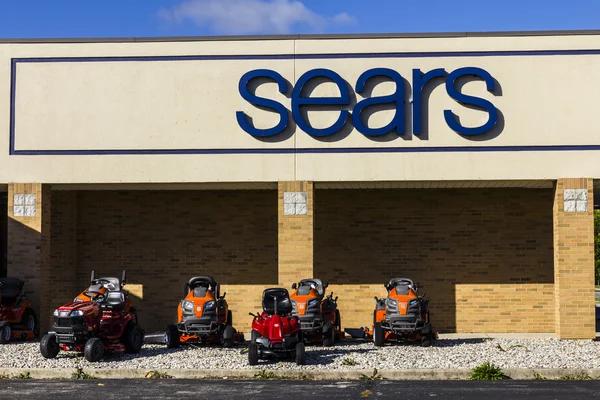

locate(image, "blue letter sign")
[[237, 66, 499, 139]]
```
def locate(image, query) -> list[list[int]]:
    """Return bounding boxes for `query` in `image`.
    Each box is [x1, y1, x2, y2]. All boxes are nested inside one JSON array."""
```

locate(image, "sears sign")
[[236, 67, 499, 138]]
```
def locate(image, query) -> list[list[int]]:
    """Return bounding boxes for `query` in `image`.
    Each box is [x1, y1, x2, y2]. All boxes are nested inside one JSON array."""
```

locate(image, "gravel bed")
[[2, 338, 600, 370]]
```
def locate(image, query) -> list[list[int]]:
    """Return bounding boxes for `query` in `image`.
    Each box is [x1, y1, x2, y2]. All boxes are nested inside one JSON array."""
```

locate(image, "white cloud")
[[157, 0, 356, 35]]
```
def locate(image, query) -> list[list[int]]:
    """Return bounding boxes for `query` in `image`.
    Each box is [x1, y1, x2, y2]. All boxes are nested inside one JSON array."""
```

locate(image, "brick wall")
[[51, 190, 278, 333], [314, 188, 555, 333]]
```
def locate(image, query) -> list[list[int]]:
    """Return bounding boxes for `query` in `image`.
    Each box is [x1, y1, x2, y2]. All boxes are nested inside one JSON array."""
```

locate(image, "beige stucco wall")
[[1, 34, 600, 183]]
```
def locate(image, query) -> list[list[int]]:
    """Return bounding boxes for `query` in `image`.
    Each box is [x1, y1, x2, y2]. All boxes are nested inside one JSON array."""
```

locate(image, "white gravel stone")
[[2, 338, 600, 371]]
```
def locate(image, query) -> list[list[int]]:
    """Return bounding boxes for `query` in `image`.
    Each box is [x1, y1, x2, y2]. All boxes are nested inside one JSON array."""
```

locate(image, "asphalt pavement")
[[1, 379, 600, 399]]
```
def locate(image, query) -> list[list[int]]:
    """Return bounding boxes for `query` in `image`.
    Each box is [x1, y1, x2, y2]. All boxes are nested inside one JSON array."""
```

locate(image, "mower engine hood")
[[56, 301, 98, 313]]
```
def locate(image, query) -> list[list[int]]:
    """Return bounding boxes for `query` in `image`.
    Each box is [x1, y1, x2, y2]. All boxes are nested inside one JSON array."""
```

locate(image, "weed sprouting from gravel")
[[470, 362, 508, 380], [533, 372, 546, 380], [359, 368, 384, 382], [342, 358, 358, 366], [0, 373, 9, 379], [496, 344, 529, 353], [145, 370, 173, 379], [71, 367, 98, 380]]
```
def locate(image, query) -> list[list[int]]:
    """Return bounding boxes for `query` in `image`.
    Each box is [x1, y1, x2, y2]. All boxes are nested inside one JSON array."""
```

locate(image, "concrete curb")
[[1, 367, 600, 380]]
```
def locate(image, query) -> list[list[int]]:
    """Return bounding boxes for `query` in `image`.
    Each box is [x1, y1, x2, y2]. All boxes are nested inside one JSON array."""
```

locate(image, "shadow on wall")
[[314, 188, 555, 333], [7, 217, 57, 333], [51, 189, 278, 333]]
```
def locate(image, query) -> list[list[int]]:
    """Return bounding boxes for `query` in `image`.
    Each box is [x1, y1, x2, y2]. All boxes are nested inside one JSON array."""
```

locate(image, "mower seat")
[[102, 291, 126, 311], [0, 277, 23, 306], [298, 279, 325, 297], [94, 277, 121, 292], [262, 288, 293, 315]]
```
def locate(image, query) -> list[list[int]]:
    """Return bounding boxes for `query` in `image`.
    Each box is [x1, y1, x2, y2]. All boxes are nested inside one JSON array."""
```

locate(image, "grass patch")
[[342, 357, 359, 366], [71, 367, 98, 380], [254, 370, 283, 380], [145, 370, 173, 379], [13, 372, 31, 380], [560, 372, 593, 380], [0, 373, 9, 379], [470, 362, 508, 380]]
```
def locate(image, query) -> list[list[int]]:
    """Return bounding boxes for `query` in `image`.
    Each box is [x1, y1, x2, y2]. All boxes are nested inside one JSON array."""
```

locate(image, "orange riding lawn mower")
[[290, 278, 343, 346], [40, 270, 145, 362], [145, 276, 244, 348], [0, 278, 38, 343], [345, 278, 437, 347]]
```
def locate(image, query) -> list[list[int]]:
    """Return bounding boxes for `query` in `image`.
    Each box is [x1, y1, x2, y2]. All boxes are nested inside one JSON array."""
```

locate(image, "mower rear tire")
[[373, 322, 384, 347], [84, 338, 104, 362], [123, 322, 144, 353], [166, 324, 180, 349], [226, 310, 233, 326], [22, 308, 38, 337], [295, 342, 306, 365], [248, 343, 259, 366], [222, 325, 234, 348], [40, 334, 59, 359], [0, 325, 11, 344], [323, 328, 335, 347]]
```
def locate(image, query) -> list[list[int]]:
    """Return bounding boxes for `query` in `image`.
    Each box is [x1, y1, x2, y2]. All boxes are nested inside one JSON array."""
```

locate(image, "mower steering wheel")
[[84, 291, 105, 301]]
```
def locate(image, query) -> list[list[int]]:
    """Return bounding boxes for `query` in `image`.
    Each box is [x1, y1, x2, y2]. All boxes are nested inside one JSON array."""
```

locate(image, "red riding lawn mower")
[[290, 278, 343, 346], [247, 288, 306, 366], [345, 278, 436, 347], [40, 270, 145, 362], [0, 277, 38, 343], [145, 276, 244, 348]]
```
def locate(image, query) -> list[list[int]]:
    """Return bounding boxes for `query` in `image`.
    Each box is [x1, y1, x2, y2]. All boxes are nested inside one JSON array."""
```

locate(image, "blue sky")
[[0, 0, 599, 38]]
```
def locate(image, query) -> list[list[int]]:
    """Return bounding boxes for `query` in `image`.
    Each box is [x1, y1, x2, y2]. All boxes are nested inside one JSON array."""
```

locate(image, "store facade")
[[1, 31, 598, 338]]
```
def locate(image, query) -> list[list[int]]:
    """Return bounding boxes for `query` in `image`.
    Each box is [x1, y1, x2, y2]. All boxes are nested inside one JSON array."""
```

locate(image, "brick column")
[[7, 183, 52, 334], [553, 178, 595, 339], [278, 181, 314, 288]]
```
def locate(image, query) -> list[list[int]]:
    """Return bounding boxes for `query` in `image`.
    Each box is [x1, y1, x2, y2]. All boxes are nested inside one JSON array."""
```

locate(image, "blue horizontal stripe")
[[11, 48, 600, 64], [10, 145, 600, 156]]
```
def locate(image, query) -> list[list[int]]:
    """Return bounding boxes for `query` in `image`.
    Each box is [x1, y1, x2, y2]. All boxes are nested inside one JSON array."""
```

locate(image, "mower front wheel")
[[0, 325, 11, 344], [84, 338, 104, 362], [40, 334, 59, 358], [295, 342, 306, 365], [222, 325, 234, 348], [248, 343, 259, 366], [373, 322, 384, 347], [123, 322, 144, 353], [166, 325, 180, 349]]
